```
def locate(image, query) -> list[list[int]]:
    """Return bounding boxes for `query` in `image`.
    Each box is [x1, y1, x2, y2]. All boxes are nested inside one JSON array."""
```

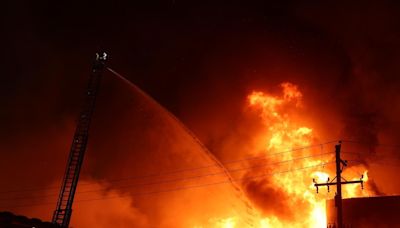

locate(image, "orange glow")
[[195, 82, 373, 228], [213, 82, 368, 228], [4, 79, 376, 228], [215, 217, 236, 228]]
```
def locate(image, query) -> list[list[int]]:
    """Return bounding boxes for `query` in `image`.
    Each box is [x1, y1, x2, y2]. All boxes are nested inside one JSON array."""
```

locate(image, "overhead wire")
[[0, 66, 344, 210], [5, 66, 394, 216], [341, 140, 400, 148], [0, 141, 338, 195], [346, 159, 400, 168], [2, 161, 334, 209], [342, 151, 400, 157], [0, 152, 334, 201]]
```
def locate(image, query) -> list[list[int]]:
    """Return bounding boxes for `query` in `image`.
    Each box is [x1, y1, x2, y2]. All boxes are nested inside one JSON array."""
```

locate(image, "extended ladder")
[[52, 52, 107, 227]]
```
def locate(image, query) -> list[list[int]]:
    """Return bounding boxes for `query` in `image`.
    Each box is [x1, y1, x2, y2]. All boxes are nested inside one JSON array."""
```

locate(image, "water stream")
[[105, 67, 258, 227]]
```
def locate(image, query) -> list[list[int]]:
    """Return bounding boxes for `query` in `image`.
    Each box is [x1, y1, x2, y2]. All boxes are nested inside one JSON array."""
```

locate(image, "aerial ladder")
[[52, 52, 107, 227]]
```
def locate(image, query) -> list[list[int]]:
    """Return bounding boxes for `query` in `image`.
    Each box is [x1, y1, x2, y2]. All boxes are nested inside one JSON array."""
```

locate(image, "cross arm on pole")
[[315, 180, 363, 187], [313, 176, 364, 193]]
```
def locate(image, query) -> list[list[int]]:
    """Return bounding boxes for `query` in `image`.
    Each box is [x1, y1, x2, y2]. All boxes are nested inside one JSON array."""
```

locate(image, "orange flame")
[[232, 82, 368, 227], [195, 82, 371, 228]]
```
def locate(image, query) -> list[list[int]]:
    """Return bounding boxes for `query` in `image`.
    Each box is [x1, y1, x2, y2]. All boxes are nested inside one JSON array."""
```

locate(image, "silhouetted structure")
[[314, 142, 363, 228], [0, 211, 57, 228], [326, 195, 400, 228], [52, 52, 107, 227]]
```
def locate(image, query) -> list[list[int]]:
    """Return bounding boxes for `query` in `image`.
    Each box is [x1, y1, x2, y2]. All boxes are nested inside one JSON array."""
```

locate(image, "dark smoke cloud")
[[243, 176, 310, 222]]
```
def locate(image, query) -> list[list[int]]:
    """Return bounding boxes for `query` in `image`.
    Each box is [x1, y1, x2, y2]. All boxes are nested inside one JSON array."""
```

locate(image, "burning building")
[[326, 195, 400, 227]]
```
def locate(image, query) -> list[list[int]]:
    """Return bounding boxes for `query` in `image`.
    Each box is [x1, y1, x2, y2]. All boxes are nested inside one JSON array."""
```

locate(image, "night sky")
[[2, 1, 400, 115], [3, 1, 397, 113], [2, 1, 400, 226], [3, 0, 400, 154]]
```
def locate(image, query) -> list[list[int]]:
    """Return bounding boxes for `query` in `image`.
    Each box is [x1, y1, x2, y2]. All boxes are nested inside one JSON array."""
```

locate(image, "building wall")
[[326, 196, 400, 228]]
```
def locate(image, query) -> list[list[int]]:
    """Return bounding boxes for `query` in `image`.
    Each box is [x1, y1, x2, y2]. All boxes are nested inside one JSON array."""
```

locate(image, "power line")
[[370, 162, 400, 167], [2, 161, 333, 209], [0, 141, 337, 194], [0, 152, 333, 201], [74, 152, 333, 193], [341, 152, 400, 164], [342, 151, 400, 157], [342, 140, 400, 148], [313, 143, 363, 228], [347, 159, 400, 168]]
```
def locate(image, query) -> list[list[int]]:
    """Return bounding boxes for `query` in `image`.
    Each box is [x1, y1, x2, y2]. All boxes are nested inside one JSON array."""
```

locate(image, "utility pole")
[[313, 141, 364, 228]]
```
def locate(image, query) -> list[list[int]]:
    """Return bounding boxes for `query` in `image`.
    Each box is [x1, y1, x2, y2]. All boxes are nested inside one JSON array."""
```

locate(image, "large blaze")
[[221, 82, 371, 228], [0, 76, 380, 228], [3, 2, 400, 228]]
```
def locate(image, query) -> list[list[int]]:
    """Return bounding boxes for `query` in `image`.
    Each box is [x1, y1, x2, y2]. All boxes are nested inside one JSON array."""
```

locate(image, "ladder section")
[[52, 52, 107, 227]]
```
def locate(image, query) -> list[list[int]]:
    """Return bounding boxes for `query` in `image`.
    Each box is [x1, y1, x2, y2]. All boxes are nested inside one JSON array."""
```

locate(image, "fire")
[[197, 82, 371, 228], [247, 84, 312, 153], [222, 82, 367, 227], [259, 217, 282, 227], [242, 82, 327, 227], [194, 217, 237, 228], [216, 217, 236, 228], [342, 170, 370, 198]]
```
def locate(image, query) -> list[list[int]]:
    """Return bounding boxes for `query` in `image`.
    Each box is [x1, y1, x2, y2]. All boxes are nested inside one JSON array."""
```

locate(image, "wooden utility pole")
[[313, 142, 364, 228]]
